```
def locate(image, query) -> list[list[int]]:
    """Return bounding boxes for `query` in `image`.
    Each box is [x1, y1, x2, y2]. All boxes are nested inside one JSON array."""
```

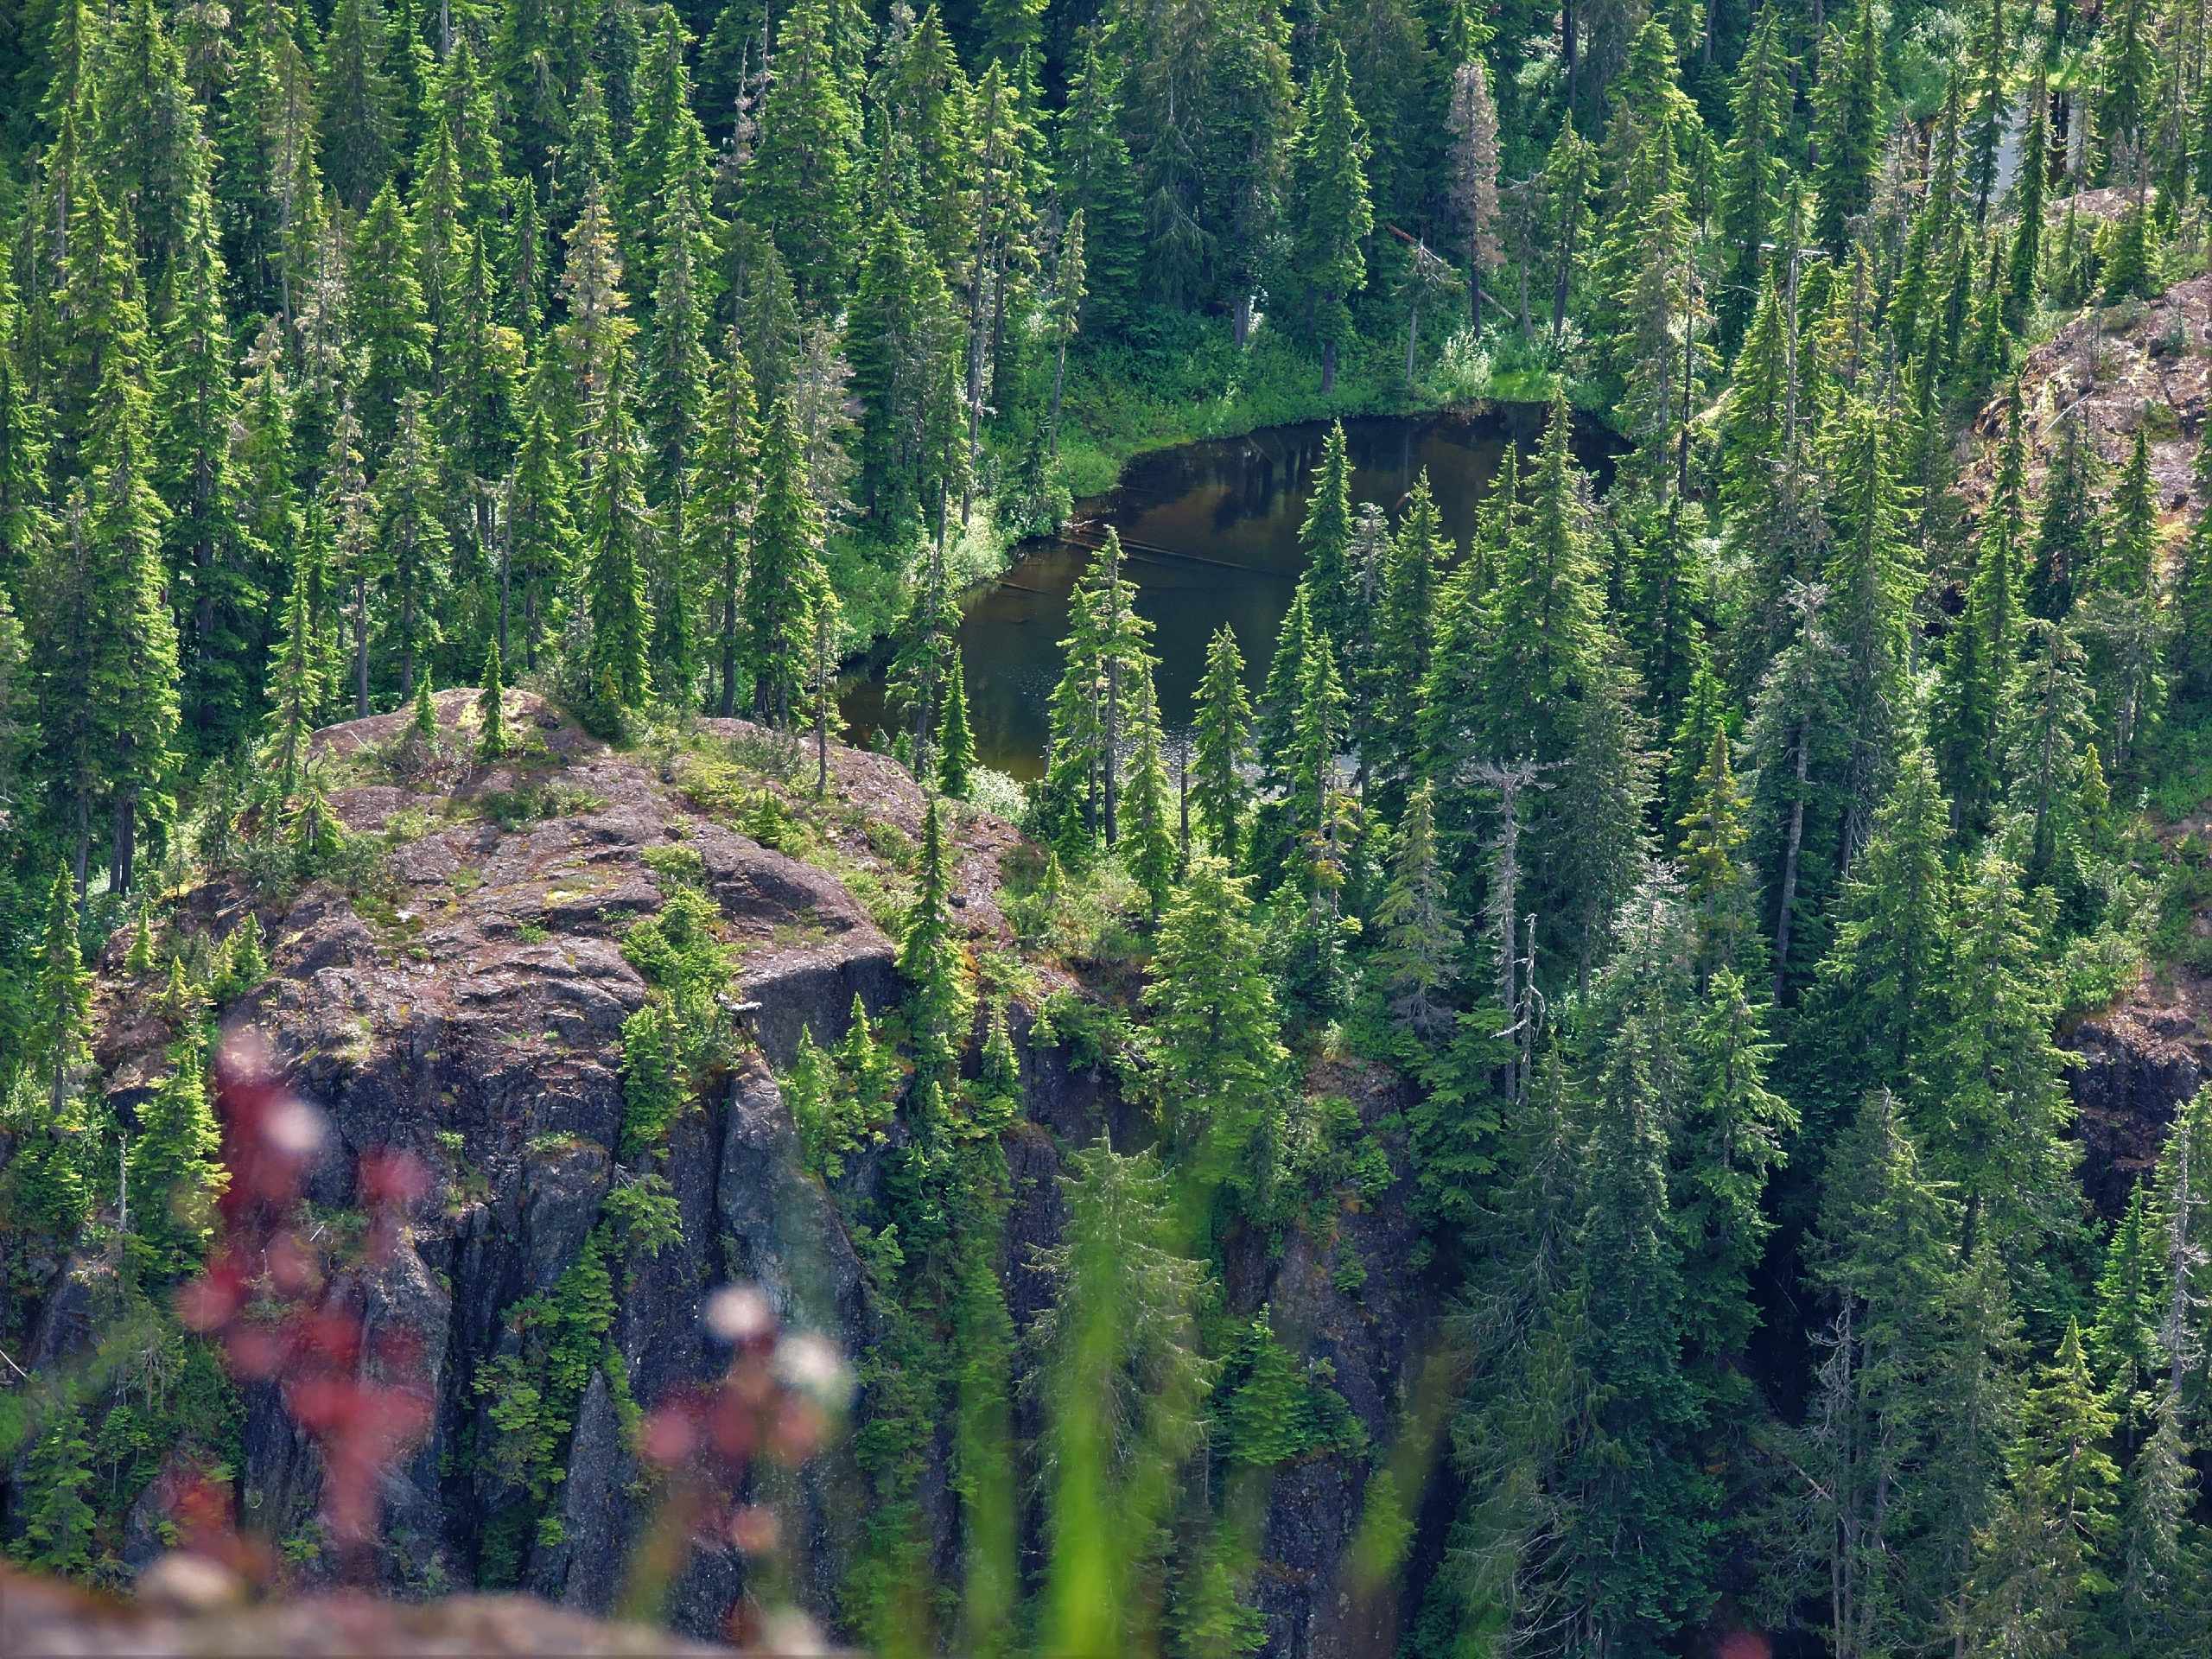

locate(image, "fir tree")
[[1284, 46, 1371, 395], [579, 350, 654, 718], [938, 653, 976, 802], [1123, 671, 1178, 925], [1299, 423, 1357, 661], [477, 639, 512, 760], [1811, 0, 1887, 254], [1373, 780, 1459, 1040], [319, 0, 399, 209], [1936, 385, 2028, 834], [899, 796, 971, 1090], [1145, 855, 1286, 1207], [1716, 8, 1790, 345], [508, 351, 577, 675], [346, 184, 433, 448], [8, 1408, 96, 1577], [1192, 623, 1253, 861], [747, 0, 860, 308], [374, 390, 450, 701], [747, 397, 825, 728], [263, 543, 324, 799], [125, 1023, 226, 1279]]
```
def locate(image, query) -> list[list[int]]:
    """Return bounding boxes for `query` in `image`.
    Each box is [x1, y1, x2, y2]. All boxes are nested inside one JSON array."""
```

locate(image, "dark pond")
[[843, 408, 1617, 780]]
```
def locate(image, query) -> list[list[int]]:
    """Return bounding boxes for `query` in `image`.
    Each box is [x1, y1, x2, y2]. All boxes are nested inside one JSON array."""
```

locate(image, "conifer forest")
[[9, 0, 2212, 1654]]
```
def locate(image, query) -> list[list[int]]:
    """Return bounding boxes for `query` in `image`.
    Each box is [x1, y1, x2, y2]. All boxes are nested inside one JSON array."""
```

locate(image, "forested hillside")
[[3, 0, 2212, 1654]]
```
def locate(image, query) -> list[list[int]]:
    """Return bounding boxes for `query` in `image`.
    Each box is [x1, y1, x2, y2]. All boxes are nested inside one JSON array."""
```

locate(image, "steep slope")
[[41, 692, 1432, 1654]]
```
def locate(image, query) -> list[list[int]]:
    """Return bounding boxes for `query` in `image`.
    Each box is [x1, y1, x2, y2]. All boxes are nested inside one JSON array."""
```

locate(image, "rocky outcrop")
[[35, 692, 1433, 1656], [2066, 972, 2212, 1215]]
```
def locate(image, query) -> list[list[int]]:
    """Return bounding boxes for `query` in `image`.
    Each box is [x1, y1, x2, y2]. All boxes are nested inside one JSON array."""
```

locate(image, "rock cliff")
[[31, 692, 1433, 1656]]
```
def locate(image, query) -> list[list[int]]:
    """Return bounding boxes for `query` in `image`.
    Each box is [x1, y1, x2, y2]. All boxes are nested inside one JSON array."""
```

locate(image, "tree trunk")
[[1321, 334, 1338, 396], [111, 790, 137, 903], [1405, 296, 1421, 389], [719, 552, 740, 719], [353, 578, 371, 717], [1773, 719, 1810, 1002], [1049, 337, 1068, 457]]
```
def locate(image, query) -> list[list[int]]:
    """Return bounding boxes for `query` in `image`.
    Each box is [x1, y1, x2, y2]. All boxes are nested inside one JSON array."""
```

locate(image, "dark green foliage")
[[8, 1408, 95, 1576], [0, 3, 2206, 1642]]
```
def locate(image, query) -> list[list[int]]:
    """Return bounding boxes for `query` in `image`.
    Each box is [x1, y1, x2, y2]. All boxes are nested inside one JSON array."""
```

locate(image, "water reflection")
[[845, 407, 1611, 779]]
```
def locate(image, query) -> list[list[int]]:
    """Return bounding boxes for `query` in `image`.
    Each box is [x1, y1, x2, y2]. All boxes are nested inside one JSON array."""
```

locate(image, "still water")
[[844, 408, 1611, 780]]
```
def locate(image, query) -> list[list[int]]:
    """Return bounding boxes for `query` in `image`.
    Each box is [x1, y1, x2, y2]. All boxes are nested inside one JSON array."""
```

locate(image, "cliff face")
[[2066, 975, 2211, 1216], [39, 694, 1431, 1656]]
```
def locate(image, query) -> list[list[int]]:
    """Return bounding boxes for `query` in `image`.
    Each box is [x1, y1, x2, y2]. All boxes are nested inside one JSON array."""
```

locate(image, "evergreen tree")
[[580, 352, 654, 718], [690, 331, 758, 719], [899, 796, 972, 1090], [1716, 9, 1790, 345], [746, 397, 824, 728], [35, 190, 182, 899], [1373, 779, 1459, 1040], [8, 1408, 96, 1577], [319, 0, 399, 209], [938, 653, 976, 802], [508, 351, 577, 675], [1123, 671, 1177, 925], [1053, 31, 1143, 332], [1802, 742, 1954, 1132], [125, 1023, 226, 1279], [1443, 56, 1500, 331], [1974, 1323, 2120, 1646], [748, 0, 860, 308], [263, 543, 324, 798], [1811, 0, 1887, 254], [1963, 0, 2012, 223], [2027, 424, 2093, 632], [1191, 623, 1253, 861], [347, 184, 433, 449], [477, 639, 512, 760], [1299, 422, 1357, 661], [1936, 385, 2028, 835], [1283, 46, 1371, 394], [1370, 472, 1441, 802], [2079, 425, 2168, 767], [1144, 855, 1287, 1206], [2005, 71, 2050, 332], [374, 390, 450, 701]]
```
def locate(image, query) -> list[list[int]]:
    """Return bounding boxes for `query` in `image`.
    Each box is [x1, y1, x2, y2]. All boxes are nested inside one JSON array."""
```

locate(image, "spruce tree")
[[264, 543, 325, 799], [690, 330, 759, 719], [125, 1022, 226, 1279], [9, 1408, 96, 1577], [937, 653, 976, 802], [1143, 854, 1286, 1203], [1811, 0, 1887, 254], [1123, 671, 1177, 925], [508, 351, 577, 674], [1716, 8, 1790, 345], [1299, 422, 1357, 661], [580, 351, 654, 718], [1284, 46, 1371, 394], [346, 184, 433, 448], [1936, 385, 2028, 834], [319, 0, 399, 208], [899, 796, 972, 1090], [747, 0, 860, 308], [747, 397, 825, 728], [1192, 623, 1254, 861], [477, 639, 512, 760], [374, 390, 450, 701], [1370, 473, 1441, 804], [1373, 780, 1459, 1040]]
